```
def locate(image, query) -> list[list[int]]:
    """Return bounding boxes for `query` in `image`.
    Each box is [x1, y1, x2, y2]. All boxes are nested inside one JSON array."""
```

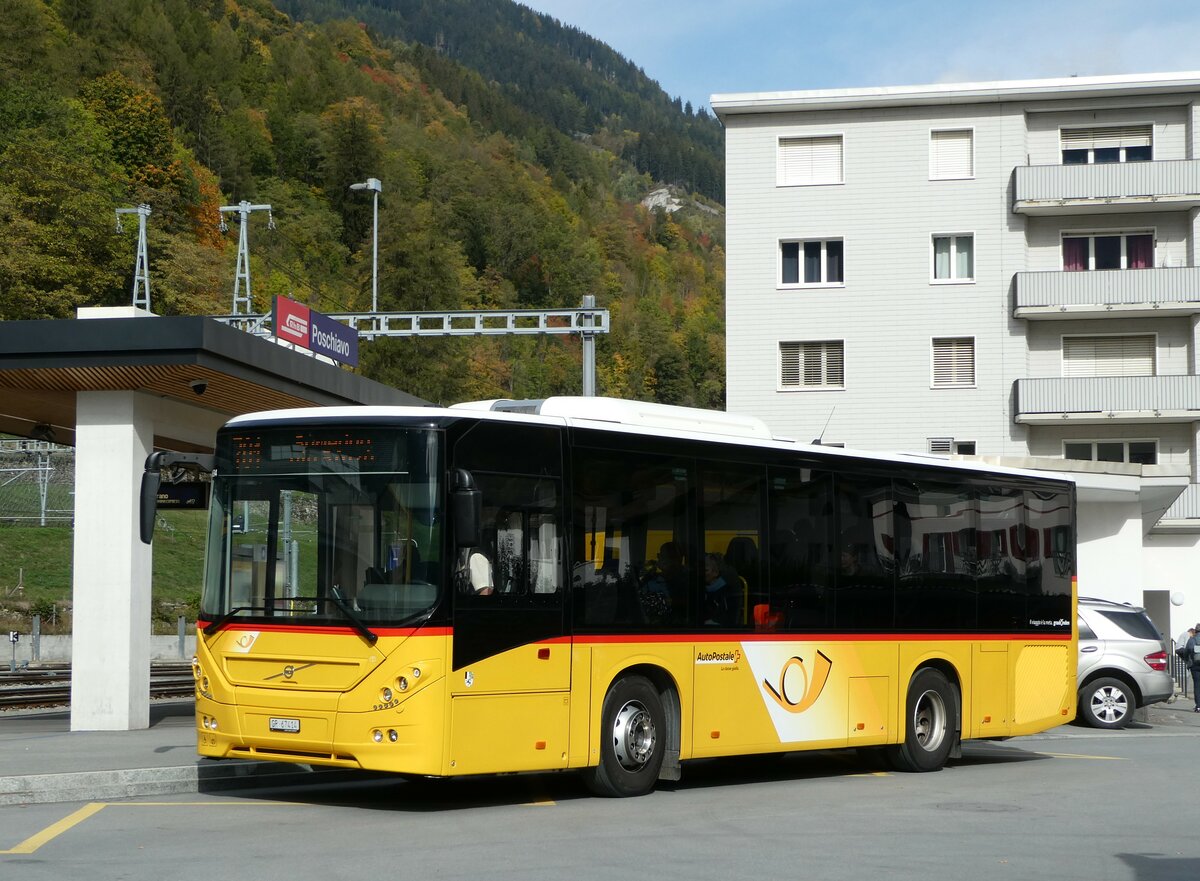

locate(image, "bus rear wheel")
[[585, 676, 665, 797], [886, 668, 958, 773]]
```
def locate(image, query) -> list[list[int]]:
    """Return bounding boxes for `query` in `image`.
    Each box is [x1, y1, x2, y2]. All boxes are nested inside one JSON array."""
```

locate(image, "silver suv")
[[1077, 597, 1174, 729]]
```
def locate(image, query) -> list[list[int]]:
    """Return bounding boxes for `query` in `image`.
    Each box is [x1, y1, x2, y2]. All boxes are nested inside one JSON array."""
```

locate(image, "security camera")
[[189, 379, 208, 396]]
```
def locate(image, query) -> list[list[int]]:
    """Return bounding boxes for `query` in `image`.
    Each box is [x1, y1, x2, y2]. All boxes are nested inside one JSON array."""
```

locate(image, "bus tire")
[[585, 676, 665, 797], [886, 667, 958, 773]]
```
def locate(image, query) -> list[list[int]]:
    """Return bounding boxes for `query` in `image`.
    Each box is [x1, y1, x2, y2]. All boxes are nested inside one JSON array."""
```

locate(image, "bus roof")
[[223, 397, 1075, 488]]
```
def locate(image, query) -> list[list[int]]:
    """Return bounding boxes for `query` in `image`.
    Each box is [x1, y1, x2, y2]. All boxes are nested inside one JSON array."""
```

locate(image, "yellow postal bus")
[[141, 397, 1077, 796]]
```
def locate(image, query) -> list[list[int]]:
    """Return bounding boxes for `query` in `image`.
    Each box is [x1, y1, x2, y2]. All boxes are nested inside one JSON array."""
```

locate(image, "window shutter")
[[932, 337, 975, 387], [823, 341, 844, 386], [780, 342, 801, 386], [1060, 125, 1152, 150], [779, 136, 843, 185], [930, 130, 973, 179], [1062, 335, 1155, 377], [781, 341, 843, 387]]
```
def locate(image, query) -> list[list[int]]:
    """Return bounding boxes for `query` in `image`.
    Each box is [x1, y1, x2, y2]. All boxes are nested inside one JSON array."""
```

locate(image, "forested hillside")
[[0, 0, 726, 408], [277, 0, 726, 200]]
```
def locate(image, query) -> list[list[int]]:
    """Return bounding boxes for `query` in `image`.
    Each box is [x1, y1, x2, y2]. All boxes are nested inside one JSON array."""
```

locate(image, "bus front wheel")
[[585, 676, 665, 797], [886, 667, 958, 772]]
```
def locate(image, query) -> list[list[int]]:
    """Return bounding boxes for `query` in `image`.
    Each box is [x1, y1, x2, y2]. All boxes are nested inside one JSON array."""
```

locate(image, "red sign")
[[275, 297, 310, 347]]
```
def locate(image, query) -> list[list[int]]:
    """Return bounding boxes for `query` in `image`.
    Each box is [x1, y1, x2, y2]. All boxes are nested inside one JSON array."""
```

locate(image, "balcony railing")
[[1013, 159, 1200, 213], [1015, 375, 1200, 423], [1014, 266, 1200, 318], [1162, 483, 1200, 521]]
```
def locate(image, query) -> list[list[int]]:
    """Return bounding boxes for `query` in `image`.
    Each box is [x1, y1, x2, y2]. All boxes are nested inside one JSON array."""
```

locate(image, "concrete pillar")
[[70, 391, 154, 731]]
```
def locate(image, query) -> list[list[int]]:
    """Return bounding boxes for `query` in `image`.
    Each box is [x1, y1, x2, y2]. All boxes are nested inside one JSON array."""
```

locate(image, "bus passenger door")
[[447, 427, 570, 773]]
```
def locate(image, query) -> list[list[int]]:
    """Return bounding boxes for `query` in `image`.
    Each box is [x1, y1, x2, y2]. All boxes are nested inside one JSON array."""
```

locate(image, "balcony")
[[1015, 376, 1200, 424], [1159, 483, 1200, 525], [1013, 159, 1200, 214], [1013, 266, 1200, 319]]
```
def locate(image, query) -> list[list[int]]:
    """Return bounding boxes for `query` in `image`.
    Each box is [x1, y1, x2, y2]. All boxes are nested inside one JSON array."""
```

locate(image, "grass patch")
[[0, 510, 208, 633]]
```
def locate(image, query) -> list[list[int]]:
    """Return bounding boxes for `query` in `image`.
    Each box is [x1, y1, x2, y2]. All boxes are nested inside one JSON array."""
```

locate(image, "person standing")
[[1187, 625, 1200, 713]]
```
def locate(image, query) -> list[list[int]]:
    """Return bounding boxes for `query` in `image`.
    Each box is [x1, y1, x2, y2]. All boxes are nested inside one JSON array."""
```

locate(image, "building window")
[[1062, 232, 1153, 271], [928, 438, 977, 455], [780, 239, 844, 285], [1061, 125, 1152, 165], [930, 129, 974, 179], [780, 340, 844, 390], [931, 337, 975, 387], [1063, 440, 1157, 465], [778, 135, 843, 186], [932, 235, 974, 282], [1062, 335, 1155, 377]]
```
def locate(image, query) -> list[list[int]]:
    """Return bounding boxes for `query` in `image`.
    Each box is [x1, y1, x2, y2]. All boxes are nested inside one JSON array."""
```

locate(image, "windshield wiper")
[[327, 587, 379, 645], [203, 606, 267, 636]]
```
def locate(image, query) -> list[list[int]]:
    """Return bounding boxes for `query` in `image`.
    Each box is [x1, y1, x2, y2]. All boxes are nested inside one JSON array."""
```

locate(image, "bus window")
[[459, 473, 562, 599], [572, 450, 693, 629], [1026, 488, 1073, 629], [977, 485, 1027, 631], [699, 465, 762, 627], [834, 475, 894, 630], [767, 467, 834, 630], [893, 480, 977, 630]]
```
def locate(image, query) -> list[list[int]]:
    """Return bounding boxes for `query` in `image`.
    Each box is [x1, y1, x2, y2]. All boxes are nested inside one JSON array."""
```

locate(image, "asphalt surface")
[[2, 694, 1198, 806]]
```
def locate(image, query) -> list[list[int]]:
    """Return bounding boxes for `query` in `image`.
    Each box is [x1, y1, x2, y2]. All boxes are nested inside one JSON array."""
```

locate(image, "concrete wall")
[[10, 634, 196, 665], [1076, 501, 1145, 606]]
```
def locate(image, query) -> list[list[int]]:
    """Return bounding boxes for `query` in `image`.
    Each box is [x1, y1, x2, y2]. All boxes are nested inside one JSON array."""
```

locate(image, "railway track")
[[0, 663, 195, 710]]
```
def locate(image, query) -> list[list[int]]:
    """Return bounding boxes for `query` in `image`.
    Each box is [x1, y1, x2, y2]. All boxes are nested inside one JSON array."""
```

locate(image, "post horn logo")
[[762, 651, 832, 713]]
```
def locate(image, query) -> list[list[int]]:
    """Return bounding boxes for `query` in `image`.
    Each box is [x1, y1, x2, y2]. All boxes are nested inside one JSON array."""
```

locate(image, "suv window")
[[1078, 617, 1097, 640], [1095, 609, 1159, 640]]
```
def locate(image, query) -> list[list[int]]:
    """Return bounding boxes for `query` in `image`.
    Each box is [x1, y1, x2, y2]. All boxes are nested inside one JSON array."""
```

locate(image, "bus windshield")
[[201, 427, 442, 628]]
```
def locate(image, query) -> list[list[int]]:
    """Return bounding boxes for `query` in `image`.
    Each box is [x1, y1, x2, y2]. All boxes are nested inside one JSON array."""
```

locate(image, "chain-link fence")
[[0, 438, 75, 525]]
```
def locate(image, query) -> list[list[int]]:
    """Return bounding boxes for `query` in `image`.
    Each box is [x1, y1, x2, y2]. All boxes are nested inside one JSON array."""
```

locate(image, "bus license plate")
[[269, 717, 301, 733]]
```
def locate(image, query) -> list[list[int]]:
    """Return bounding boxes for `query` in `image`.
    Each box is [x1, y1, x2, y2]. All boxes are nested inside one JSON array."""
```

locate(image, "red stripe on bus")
[[196, 621, 451, 638], [196, 621, 1066, 644]]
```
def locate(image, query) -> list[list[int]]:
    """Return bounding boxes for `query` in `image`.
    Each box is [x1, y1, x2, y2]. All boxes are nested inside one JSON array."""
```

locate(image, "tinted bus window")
[[699, 465, 762, 628], [572, 450, 694, 629], [834, 475, 894, 630], [977, 485, 1028, 631], [767, 467, 834, 631], [893, 480, 977, 630], [1025, 489, 1073, 632]]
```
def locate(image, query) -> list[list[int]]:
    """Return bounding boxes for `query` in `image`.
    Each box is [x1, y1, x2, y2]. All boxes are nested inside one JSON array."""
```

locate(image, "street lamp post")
[[349, 178, 382, 313]]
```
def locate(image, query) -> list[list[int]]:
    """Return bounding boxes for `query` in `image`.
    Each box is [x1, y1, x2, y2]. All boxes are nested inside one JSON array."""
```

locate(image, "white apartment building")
[[714, 72, 1200, 638]]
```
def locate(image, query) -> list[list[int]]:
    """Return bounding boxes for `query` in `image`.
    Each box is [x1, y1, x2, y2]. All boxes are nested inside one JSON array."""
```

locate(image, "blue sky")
[[521, 0, 1200, 112]]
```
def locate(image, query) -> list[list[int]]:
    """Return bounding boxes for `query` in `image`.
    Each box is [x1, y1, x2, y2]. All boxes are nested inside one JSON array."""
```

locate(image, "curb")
[[0, 760, 375, 806]]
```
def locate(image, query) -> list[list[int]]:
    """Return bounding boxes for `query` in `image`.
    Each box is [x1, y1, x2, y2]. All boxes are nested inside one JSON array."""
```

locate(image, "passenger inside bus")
[[457, 547, 494, 595], [702, 552, 737, 626], [640, 541, 688, 623]]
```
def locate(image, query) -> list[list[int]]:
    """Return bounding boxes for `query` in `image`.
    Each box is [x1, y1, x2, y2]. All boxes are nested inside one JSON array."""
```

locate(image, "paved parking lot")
[[4, 704, 1199, 881]]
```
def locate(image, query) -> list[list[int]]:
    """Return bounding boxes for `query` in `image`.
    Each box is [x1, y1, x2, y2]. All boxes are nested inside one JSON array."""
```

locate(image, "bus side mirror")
[[453, 469, 482, 548], [139, 451, 168, 545], [139, 451, 216, 545]]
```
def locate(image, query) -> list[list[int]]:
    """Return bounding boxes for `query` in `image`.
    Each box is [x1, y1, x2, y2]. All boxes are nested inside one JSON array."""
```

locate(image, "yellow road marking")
[[1, 801, 296, 855], [1, 802, 107, 855]]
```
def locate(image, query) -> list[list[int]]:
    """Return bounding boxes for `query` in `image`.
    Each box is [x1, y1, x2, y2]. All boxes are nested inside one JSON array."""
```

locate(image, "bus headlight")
[[388, 729, 398, 743], [372, 729, 383, 743], [191, 656, 202, 680], [380, 687, 393, 703], [396, 676, 409, 692]]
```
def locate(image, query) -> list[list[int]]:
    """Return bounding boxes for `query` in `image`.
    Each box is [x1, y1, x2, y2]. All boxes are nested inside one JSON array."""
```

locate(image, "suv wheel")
[[1079, 677, 1133, 729]]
